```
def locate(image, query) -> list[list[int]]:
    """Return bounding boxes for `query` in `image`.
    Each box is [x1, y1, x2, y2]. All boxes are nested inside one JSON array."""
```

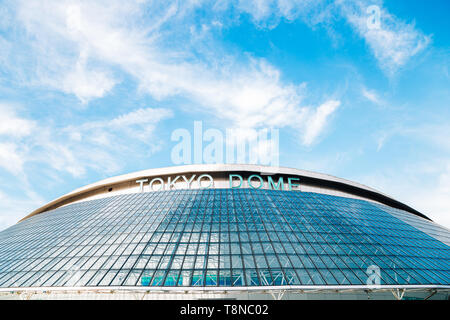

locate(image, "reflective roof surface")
[[0, 189, 449, 288]]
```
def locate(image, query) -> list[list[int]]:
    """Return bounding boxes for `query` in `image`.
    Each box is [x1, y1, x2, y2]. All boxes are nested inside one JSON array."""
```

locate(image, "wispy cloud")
[[233, 0, 319, 27], [411, 162, 450, 227], [361, 87, 382, 105], [0, 143, 24, 175], [0, 190, 45, 230], [375, 123, 450, 153], [0, 0, 434, 166], [0, 103, 35, 137], [367, 122, 450, 227], [0, 104, 35, 174], [219, 0, 430, 74], [302, 100, 340, 146], [0, 104, 172, 177], [0, 0, 340, 146], [339, 0, 431, 74], [61, 49, 116, 104], [357, 160, 450, 228]]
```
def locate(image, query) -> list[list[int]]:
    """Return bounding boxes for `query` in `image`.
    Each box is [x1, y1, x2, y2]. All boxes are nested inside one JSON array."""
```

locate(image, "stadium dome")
[[0, 164, 449, 300]]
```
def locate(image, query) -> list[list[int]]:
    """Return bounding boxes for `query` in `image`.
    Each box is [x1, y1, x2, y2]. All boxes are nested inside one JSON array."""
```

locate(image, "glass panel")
[[0, 188, 448, 291]]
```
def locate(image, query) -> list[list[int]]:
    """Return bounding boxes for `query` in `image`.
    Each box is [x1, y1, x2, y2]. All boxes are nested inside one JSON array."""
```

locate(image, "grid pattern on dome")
[[0, 189, 449, 288]]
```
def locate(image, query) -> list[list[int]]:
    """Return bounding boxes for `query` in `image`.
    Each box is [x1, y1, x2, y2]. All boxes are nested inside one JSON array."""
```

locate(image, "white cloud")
[[362, 123, 450, 228], [0, 104, 35, 174], [1, 0, 429, 128], [235, 0, 318, 27], [110, 108, 172, 127], [61, 51, 116, 104], [0, 103, 35, 137], [219, 0, 430, 74], [1, 0, 430, 163], [3, 0, 339, 146], [358, 161, 450, 229], [0, 107, 172, 177], [0, 143, 24, 174], [0, 190, 45, 230], [361, 87, 381, 105], [302, 100, 340, 145], [375, 124, 450, 153], [339, 0, 431, 74], [65, 107, 173, 154], [411, 164, 450, 228], [7, 0, 121, 104]]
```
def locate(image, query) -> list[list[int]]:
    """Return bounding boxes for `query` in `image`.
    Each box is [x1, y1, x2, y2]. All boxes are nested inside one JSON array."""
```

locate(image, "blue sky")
[[0, 0, 449, 229]]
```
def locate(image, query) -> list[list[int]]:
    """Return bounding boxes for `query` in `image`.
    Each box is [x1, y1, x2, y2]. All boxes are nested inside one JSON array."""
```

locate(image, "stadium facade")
[[0, 164, 449, 300]]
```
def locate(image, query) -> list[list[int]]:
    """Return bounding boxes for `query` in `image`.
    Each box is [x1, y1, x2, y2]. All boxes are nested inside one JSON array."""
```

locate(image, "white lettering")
[[197, 174, 214, 188], [149, 178, 164, 191], [136, 179, 148, 192], [171, 129, 191, 165], [135, 174, 300, 193], [181, 175, 196, 189], [168, 176, 181, 190]]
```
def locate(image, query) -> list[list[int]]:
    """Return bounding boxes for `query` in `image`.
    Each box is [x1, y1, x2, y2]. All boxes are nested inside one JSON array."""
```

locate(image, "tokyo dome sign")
[[135, 174, 300, 192]]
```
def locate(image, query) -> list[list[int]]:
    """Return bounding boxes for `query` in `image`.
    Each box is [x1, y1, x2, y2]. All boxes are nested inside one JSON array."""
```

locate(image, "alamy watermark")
[[170, 121, 279, 167], [366, 5, 381, 30], [366, 265, 382, 287]]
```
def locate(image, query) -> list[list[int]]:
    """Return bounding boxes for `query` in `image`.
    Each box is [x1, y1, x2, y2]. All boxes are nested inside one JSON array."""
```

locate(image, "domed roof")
[[20, 164, 429, 222]]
